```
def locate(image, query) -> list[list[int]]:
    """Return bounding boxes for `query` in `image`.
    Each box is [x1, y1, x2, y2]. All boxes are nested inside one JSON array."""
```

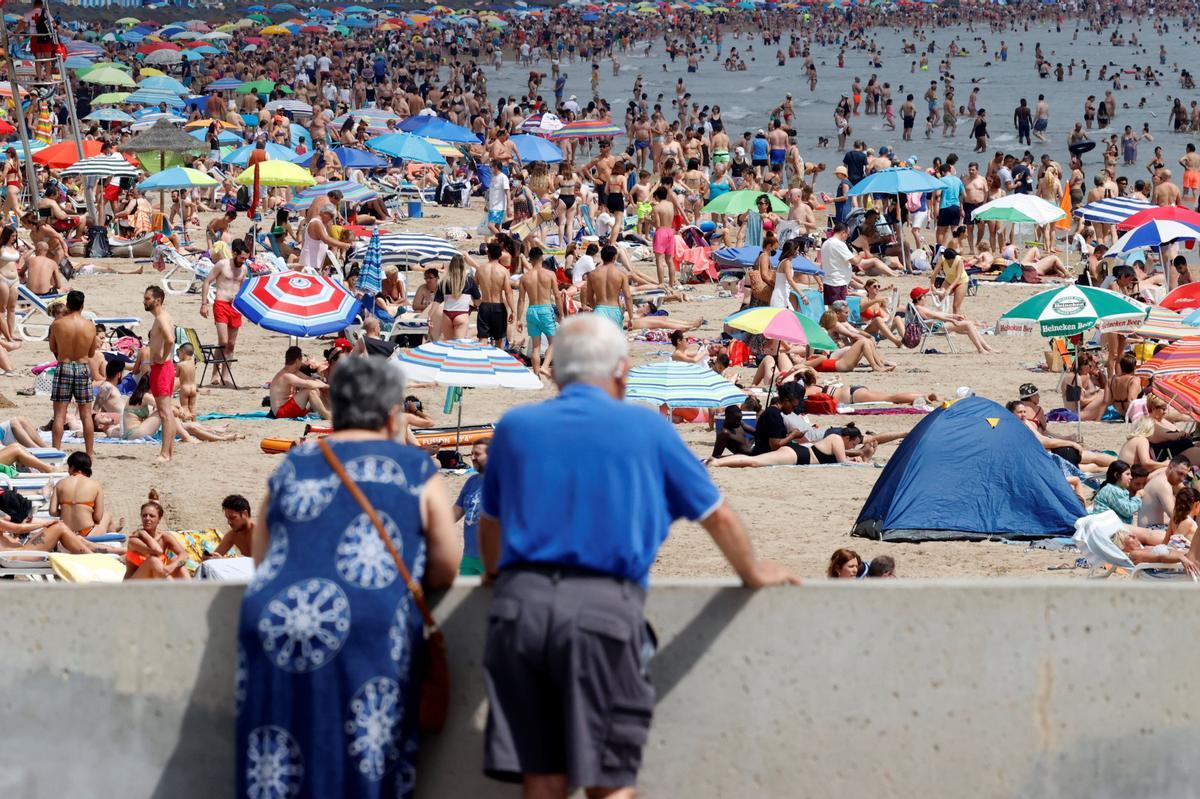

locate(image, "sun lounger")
[[1074, 511, 1193, 581], [0, 551, 54, 579], [157, 244, 212, 296], [17, 286, 141, 341]]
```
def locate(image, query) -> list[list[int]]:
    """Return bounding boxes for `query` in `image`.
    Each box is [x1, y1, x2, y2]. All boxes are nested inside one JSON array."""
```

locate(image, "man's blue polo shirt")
[[481, 383, 723, 586]]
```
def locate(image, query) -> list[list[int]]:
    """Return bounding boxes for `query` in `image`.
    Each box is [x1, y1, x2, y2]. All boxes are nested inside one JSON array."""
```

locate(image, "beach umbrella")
[[358, 227, 383, 295], [333, 107, 402, 134], [396, 115, 480, 143], [1116, 205, 1200, 231], [137, 166, 217, 191], [60, 153, 140, 179], [365, 132, 447, 164], [1135, 338, 1200, 379], [138, 67, 167, 77], [971, 194, 1066, 226], [81, 65, 137, 87], [188, 127, 242, 146], [222, 142, 300, 166], [1110, 219, 1200, 254], [233, 272, 360, 337], [126, 90, 186, 108], [91, 91, 132, 105], [144, 49, 184, 66], [118, 119, 207, 205], [702, 189, 787, 214], [138, 75, 188, 94], [205, 77, 243, 92], [330, 146, 389, 169], [510, 133, 563, 163], [32, 140, 103, 169], [848, 167, 944, 196], [287, 181, 379, 210], [1131, 306, 1200, 341], [1162, 283, 1200, 313], [548, 119, 623, 140], [999, 285, 1149, 338], [0, 82, 27, 99], [264, 99, 313, 116], [725, 306, 836, 403], [183, 117, 239, 130], [237, 78, 276, 95], [394, 339, 542, 388], [626, 361, 745, 409], [349, 232, 458, 267], [234, 160, 315, 188], [519, 111, 564, 134], [1072, 196, 1153, 225], [84, 108, 136, 123], [1149, 373, 1200, 423]]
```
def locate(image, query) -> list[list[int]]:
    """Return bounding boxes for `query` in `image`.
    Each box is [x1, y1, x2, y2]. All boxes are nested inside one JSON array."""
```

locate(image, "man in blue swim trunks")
[[767, 120, 788, 169], [485, 157, 510, 234], [517, 248, 563, 378], [582, 244, 633, 330]]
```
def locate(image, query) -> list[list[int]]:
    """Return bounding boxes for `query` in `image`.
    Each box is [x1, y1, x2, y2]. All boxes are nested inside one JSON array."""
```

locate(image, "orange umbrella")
[[32, 140, 102, 169]]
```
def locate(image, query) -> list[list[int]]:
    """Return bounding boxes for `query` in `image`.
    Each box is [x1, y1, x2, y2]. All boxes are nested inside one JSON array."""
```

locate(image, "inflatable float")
[[260, 424, 496, 454]]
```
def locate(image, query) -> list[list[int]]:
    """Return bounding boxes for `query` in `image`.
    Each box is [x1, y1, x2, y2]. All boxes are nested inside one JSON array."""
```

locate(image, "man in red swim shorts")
[[144, 286, 176, 463], [269, 346, 331, 420], [200, 239, 250, 386]]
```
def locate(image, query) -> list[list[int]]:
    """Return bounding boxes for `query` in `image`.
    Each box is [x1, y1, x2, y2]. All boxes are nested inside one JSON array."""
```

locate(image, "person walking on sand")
[[650, 185, 676, 286], [143, 286, 176, 463], [199, 238, 250, 387], [48, 290, 97, 459], [479, 314, 798, 799], [516, 247, 562, 379]]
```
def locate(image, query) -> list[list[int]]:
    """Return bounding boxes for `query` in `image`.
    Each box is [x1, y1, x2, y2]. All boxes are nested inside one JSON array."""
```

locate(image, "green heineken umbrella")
[[999, 284, 1148, 442], [998, 285, 1148, 338], [237, 79, 276, 95], [701, 189, 788, 215]]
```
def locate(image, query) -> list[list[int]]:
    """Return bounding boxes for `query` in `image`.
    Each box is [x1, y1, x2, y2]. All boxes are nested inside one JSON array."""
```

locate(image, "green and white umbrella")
[[972, 194, 1066, 226], [701, 190, 788, 215], [998, 285, 1148, 339], [626, 361, 745, 409]]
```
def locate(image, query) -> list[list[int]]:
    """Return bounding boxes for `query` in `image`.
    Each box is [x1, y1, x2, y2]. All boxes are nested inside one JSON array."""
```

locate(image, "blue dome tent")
[[852, 397, 1086, 542]]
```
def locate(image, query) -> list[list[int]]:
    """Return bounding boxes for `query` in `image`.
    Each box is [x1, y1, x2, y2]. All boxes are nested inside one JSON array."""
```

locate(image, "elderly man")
[[479, 313, 797, 798]]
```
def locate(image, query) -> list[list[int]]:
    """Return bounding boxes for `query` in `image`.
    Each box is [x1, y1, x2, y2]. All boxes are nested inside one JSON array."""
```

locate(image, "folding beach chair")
[[16, 286, 141, 342], [905, 301, 955, 354], [179, 326, 238, 389], [1074, 511, 1193, 581], [157, 244, 211, 296]]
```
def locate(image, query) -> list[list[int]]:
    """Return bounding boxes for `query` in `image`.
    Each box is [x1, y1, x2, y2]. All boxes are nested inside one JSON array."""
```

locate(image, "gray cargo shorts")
[[483, 565, 656, 790]]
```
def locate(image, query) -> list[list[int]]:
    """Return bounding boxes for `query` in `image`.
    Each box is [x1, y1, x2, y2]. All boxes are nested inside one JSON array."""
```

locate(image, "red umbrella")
[[1161, 283, 1200, 312], [32, 140, 102, 169], [1150, 372, 1200, 421], [0, 120, 15, 136], [137, 42, 182, 54], [1117, 206, 1200, 231]]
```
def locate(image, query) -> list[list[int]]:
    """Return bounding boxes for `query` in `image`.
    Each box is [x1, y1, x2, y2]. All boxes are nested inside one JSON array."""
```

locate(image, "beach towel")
[[673, 234, 717, 282], [836, 405, 929, 416], [48, 553, 124, 583], [196, 410, 321, 422]]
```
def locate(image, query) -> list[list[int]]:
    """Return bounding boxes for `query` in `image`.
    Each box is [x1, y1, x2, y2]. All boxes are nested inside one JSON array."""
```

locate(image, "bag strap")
[[319, 438, 439, 634]]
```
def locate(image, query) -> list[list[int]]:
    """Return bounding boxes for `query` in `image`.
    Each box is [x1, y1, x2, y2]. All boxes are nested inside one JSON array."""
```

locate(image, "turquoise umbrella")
[[365, 132, 447, 164]]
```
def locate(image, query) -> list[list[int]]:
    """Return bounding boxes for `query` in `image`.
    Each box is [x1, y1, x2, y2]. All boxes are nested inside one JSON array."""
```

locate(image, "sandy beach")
[[5, 196, 1127, 580]]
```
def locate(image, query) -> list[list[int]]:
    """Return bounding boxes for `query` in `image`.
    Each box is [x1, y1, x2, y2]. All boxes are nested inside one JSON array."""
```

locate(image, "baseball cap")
[[1018, 383, 1039, 399], [909, 286, 930, 301]]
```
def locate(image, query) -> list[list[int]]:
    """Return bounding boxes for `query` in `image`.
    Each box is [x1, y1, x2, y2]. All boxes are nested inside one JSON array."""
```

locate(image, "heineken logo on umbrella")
[[1052, 296, 1086, 316]]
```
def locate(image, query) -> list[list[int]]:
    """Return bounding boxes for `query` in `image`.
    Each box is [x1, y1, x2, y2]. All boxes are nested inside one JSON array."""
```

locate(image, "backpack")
[[86, 225, 111, 259], [905, 192, 923, 213]]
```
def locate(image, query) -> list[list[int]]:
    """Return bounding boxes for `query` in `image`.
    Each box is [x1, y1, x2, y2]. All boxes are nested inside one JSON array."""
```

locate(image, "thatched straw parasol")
[[117, 119, 207, 211]]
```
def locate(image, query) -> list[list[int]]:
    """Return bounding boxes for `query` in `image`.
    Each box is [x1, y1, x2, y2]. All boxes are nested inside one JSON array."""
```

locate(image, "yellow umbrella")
[[235, 160, 315, 188], [260, 24, 292, 35], [116, 16, 140, 25], [139, 67, 167, 77], [184, 118, 238, 130]]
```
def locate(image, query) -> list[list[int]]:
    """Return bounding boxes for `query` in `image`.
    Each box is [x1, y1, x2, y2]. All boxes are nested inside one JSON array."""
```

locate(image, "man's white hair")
[[552, 314, 629, 388]]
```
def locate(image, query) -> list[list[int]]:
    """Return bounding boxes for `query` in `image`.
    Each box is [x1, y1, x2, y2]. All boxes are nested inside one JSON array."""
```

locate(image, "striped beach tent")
[[60, 153, 140, 179], [348, 232, 459, 267], [1073, 197, 1154, 225], [626, 361, 745, 409]]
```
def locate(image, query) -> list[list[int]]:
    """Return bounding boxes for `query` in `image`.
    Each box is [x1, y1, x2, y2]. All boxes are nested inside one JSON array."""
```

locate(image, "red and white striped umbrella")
[[233, 272, 360, 336]]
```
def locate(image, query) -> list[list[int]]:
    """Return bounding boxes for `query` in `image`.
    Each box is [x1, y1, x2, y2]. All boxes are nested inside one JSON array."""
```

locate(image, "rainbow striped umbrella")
[[1135, 338, 1200, 378], [1150, 373, 1200, 422], [233, 272, 360, 336], [548, 119, 624, 140], [393, 339, 542, 389], [724, 306, 836, 349], [1132, 306, 1200, 341]]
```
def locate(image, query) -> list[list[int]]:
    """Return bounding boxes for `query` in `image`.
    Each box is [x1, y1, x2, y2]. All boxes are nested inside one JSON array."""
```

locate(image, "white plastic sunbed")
[[16, 286, 142, 341], [1074, 511, 1193, 581]]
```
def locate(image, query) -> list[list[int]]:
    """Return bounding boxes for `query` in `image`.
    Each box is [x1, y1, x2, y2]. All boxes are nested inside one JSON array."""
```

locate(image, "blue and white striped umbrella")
[[125, 89, 186, 108], [1073, 197, 1154, 225], [84, 108, 135, 123], [393, 339, 542, 389], [205, 77, 243, 92], [221, 142, 300, 166], [286, 180, 379, 210], [233, 272, 360, 337], [349, 232, 459, 267], [626, 361, 745, 409], [359, 227, 383, 295]]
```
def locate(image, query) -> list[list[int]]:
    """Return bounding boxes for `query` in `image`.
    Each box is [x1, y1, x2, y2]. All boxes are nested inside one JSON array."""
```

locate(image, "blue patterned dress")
[[236, 438, 436, 799]]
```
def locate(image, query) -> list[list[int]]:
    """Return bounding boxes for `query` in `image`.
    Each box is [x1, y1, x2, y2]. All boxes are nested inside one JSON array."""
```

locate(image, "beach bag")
[[319, 439, 449, 733], [85, 225, 111, 259], [905, 192, 923, 213], [801, 393, 838, 414], [901, 314, 922, 349], [745, 268, 774, 305]]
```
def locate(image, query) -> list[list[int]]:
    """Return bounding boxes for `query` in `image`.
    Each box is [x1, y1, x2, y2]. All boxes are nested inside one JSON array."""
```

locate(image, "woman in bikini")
[[794, 367, 937, 408], [125, 493, 190, 580], [50, 452, 120, 539], [434, 254, 480, 340], [0, 226, 21, 344], [1059, 351, 1108, 421], [555, 162, 580, 244], [1, 147, 21, 220], [708, 424, 874, 467], [1109, 354, 1141, 419]]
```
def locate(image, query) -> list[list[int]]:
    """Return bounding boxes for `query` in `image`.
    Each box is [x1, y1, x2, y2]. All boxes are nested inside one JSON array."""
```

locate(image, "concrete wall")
[[2, 580, 1196, 798]]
